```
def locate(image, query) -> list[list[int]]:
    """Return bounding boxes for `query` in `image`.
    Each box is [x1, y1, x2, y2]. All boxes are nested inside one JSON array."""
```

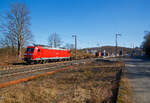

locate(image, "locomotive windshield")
[[26, 48, 34, 52]]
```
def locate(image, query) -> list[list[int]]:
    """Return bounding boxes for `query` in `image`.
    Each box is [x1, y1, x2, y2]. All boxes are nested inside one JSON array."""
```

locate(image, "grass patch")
[[0, 61, 124, 103], [117, 71, 133, 103]]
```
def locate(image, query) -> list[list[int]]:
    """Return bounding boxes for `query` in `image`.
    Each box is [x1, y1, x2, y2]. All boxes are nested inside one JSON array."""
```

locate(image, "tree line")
[[0, 2, 32, 59], [142, 31, 150, 56], [0, 2, 74, 60]]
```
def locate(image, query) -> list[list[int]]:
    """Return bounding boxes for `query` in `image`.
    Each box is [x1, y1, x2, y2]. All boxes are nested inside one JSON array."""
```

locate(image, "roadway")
[[121, 57, 150, 103]]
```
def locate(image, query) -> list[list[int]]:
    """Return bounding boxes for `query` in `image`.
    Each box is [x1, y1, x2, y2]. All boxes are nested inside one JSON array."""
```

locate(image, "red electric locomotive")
[[23, 45, 70, 64]]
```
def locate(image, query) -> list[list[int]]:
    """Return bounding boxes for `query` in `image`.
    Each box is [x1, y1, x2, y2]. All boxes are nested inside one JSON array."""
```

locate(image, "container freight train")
[[23, 45, 70, 64]]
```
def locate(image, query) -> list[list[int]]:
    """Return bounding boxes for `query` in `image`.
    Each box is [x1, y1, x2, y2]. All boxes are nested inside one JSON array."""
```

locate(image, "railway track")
[[0, 60, 71, 71], [0, 58, 95, 86], [0, 57, 113, 71]]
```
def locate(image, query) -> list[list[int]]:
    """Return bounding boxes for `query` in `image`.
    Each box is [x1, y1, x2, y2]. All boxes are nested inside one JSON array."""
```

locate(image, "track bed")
[[0, 59, 124, 103], [0, 59, 94, 84]]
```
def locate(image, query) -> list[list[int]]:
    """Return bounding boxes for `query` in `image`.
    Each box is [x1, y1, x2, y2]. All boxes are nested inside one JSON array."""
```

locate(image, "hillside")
[[82, 46, 134, 56]]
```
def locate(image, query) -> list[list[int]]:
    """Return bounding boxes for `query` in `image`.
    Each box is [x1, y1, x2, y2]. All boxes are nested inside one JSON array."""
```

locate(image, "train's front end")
[[24, 46, 35, 63]]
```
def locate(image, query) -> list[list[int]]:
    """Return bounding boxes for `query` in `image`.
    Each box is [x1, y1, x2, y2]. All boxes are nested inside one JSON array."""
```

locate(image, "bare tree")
[[142, 31, 150, 56], [48, 33, 62, 48], [64, 43, 74, 50], [0, 2, 33, 58]]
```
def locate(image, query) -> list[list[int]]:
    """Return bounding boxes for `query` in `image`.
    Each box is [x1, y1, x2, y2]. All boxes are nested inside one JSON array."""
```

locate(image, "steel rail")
[[0, 66, 74, 88], [0, 58, 93, 79]]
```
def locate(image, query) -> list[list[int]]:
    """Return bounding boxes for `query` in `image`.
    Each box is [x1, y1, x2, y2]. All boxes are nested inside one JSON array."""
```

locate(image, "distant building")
[[82, 46, 140, 57]]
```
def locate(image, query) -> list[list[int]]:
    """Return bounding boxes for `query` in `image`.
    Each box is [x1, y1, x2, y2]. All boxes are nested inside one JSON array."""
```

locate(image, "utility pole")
[[72, 35, 77, 59], [97, 42, 101, 56], [115, 34, 121, 56], [132, 43, 135, 56]]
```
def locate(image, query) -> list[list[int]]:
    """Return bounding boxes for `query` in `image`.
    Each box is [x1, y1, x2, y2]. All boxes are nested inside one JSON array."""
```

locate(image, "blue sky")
[[0, 0, 150, 48]]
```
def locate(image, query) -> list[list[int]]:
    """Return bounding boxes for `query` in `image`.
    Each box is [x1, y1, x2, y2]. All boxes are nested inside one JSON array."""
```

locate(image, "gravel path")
[[122, 57, 150, 103]]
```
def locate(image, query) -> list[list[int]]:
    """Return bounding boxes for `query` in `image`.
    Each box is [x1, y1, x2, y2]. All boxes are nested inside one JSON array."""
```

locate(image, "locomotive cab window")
[[25, 48, 34, 52]]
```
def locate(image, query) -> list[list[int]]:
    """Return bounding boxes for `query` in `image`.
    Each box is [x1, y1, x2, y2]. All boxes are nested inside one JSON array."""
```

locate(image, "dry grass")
[[117, 74, 133, 103], [0, 55, 20, 66], [70, 50, 95, 59], [0, 48, 26, 65], [0, 61, 124, 103]]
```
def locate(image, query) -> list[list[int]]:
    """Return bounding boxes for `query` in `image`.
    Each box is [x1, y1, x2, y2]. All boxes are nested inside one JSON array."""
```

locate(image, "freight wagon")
[[23, 45, 70, 64]]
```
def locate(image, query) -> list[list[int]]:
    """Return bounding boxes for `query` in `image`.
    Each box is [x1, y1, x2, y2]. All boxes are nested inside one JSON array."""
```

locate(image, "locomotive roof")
[[27, 46, 68, 50], [42, 47, 68, 50]]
